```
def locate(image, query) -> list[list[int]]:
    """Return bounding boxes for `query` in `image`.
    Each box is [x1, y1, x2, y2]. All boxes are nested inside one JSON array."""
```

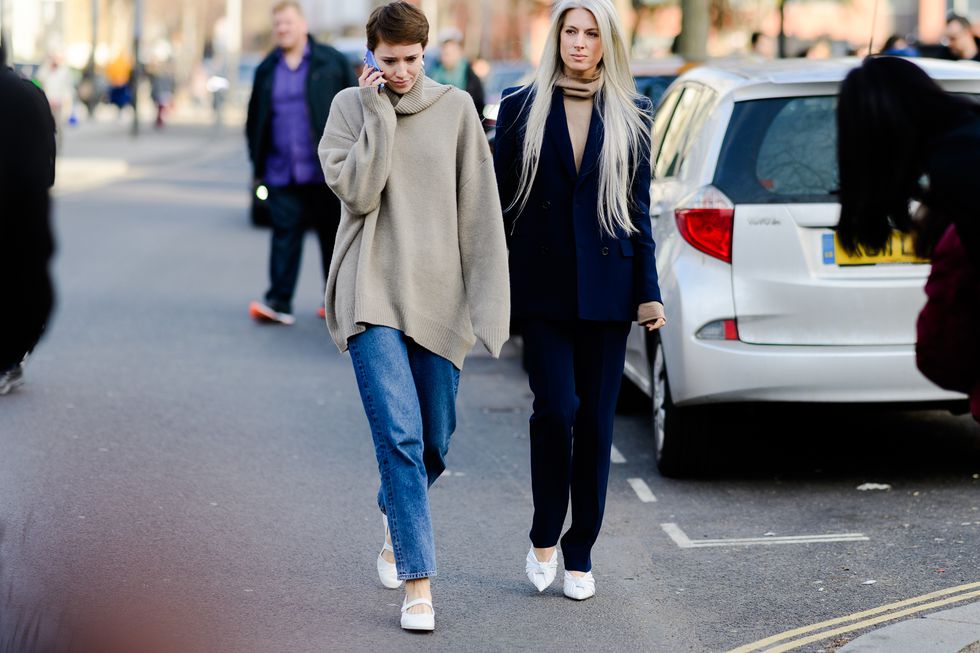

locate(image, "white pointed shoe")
[[378, 514, 403, 589], [525, 548, 558, 592], [400, 597, 435, 631], [563, 571, 596, 600]]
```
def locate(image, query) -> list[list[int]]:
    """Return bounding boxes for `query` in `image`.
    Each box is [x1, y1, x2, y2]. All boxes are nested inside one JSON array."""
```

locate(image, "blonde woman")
[[318, 1, 509, 631], [493, 0, 665, 600]]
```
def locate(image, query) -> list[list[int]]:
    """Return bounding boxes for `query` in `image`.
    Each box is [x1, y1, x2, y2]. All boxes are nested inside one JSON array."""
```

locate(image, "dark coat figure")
[[494, 83, 662, 576], [244, 33, 356, 321], [245, 35, 355, 181], [0, 63, 57, 391], [837, 56, 980, 422], [494, 85, 661, 321]]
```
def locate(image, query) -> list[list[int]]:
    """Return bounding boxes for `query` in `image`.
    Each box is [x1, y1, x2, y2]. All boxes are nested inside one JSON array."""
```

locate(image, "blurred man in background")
[[945, 15, 980, 61], [0, 43, 57, 394], [246, 0, 355, 325], [428, 28, 485, 117]]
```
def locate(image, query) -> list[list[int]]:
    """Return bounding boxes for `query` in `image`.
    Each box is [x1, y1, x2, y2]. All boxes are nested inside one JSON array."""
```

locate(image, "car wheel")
[[650, 334, 702, 477]]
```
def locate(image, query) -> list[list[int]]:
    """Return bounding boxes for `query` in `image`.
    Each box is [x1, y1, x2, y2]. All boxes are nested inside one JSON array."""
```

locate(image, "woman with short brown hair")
[[319, 0, 509, 632]]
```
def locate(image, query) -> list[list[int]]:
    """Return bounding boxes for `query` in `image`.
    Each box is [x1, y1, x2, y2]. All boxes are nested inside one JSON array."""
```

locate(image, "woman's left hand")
[[638, 301, 666, 331]]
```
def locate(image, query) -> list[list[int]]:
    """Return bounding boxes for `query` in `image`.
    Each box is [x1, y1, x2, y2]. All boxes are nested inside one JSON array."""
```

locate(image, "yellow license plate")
[[822, 232, 928, 266]]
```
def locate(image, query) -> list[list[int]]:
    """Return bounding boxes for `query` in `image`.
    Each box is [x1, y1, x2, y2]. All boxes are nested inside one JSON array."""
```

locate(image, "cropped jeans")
[[347, 325, 460, 580]]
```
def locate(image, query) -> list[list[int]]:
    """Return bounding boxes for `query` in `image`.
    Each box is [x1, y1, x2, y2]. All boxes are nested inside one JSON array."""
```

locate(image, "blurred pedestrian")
[[0, 45, 57, 394], [149, 59, 175, 129], [318, 0, 509, 631], [245, 0, 355, 325], [749, 31, 775, 59], [944, 14, 980, 61], [105, 52, 133, 114], [494, 0, 664, 601], [837, 56, 980, 421], [37, 52, 74, 139], [880, 34, 919, 56], [428, 27, 485, 116]]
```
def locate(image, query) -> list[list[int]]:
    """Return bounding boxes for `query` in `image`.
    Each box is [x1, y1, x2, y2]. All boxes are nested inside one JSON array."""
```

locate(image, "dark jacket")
[[923, 117, 980, 269], [493, 85, 661, 322], [0, 65, 56, 368], [245, 36, 356, 179]]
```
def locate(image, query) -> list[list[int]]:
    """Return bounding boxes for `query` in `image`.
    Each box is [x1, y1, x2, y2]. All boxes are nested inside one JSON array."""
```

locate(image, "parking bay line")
[[661, 523, 869, 549], [627, 478, 657, 502], [610, 445, 626, 464], [727, 582, 980, 653]]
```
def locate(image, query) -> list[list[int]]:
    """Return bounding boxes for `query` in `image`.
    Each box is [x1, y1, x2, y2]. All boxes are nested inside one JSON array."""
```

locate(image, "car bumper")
[[669, 339, 965, 405]]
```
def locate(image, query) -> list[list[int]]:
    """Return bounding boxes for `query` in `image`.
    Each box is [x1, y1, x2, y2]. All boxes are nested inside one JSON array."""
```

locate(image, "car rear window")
[[713, 96, 839, 204]]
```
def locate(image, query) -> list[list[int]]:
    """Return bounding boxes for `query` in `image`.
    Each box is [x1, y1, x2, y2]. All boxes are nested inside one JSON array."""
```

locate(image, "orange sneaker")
[[249, 300, 295, 325]]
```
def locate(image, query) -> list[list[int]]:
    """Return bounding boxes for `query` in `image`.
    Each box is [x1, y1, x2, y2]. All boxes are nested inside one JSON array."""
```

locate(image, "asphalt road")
[[2, 121, 979, 653]]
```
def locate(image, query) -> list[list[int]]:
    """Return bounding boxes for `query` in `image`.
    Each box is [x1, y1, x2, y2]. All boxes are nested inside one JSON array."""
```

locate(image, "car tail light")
[[675, 186, 734, 264], [696, 319, 740, 341]]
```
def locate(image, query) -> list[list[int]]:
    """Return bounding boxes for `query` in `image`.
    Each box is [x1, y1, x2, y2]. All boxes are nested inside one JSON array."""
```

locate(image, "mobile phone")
[[363, 50, 385, 90]]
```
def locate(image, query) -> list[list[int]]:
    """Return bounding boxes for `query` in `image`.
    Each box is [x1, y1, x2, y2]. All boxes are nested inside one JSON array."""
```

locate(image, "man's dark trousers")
[[265, 184, 340, 313]]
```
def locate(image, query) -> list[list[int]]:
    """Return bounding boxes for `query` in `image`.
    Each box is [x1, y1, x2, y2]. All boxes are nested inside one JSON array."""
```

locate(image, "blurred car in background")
[[622, 58, 979, 477]]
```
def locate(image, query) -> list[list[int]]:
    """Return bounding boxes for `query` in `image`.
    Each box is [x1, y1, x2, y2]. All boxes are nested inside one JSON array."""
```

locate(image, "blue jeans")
[[347, 325, 460, 580]]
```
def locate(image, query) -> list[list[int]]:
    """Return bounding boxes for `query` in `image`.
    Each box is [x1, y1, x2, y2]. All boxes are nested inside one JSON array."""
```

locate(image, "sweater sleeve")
[[318, 86, 396, 216], [457, 101, 511, 357]]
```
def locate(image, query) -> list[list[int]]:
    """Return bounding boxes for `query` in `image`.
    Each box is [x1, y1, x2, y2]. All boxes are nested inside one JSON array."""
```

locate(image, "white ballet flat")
[[400, 597, 435, 631], [377, 514, 403, 589], [563, 571, 596, 600], [525, 548, 558, 592]]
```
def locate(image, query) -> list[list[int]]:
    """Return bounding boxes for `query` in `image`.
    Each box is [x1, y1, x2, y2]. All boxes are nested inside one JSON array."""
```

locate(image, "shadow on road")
[[616, 393, 980, 481]]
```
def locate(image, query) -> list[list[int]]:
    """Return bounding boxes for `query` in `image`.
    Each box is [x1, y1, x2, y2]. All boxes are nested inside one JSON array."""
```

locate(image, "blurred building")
[[3, 0, 978, 76]]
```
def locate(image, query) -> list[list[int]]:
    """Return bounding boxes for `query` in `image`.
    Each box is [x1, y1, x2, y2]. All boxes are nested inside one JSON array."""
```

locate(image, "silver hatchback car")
[[624, 58, 980, 476]]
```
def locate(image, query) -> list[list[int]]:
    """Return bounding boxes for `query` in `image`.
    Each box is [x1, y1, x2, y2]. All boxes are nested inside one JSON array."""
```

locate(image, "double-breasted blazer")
[[493, 85, 662, 322]]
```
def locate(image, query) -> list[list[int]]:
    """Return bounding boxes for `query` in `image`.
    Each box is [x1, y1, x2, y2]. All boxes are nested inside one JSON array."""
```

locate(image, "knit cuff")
[[359, 85, 396, 124], [475, 326, 511, 359], [637, 300, 665, 326]]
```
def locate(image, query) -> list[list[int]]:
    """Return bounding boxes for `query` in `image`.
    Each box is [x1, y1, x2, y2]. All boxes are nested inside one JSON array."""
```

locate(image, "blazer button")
[[601, 246, 609, 256], [541, 201, 550, 210]]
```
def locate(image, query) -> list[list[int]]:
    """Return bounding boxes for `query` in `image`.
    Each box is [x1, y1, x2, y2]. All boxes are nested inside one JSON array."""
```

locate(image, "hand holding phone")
[[361, 50, 385, 91]]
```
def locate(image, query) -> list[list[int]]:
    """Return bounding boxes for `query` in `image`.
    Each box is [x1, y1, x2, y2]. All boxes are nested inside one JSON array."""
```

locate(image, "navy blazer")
[[493, 85, 662, 322]]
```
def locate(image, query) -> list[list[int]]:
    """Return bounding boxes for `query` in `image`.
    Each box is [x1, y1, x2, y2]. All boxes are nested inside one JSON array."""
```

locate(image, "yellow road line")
[[727, 581, 980, 653]]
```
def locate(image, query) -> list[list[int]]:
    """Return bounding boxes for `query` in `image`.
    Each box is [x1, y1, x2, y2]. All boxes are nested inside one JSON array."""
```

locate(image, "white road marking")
[[627, 478, 657, 503], [661, 523, 869, 549], [610, 445, 626, 464]]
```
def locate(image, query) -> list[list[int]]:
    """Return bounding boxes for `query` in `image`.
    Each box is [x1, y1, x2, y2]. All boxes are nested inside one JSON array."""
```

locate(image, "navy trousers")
[[265, 183, 340, 313], [521, 318, 631, 572]]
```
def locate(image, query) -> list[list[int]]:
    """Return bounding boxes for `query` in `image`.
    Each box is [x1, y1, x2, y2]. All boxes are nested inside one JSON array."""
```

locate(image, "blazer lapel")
[[577, 101, 603, 182], [544, 88, 577, 181]]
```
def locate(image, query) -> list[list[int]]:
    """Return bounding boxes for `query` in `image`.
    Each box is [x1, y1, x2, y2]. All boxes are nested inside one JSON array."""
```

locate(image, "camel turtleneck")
[[555, 70, 603, 172]]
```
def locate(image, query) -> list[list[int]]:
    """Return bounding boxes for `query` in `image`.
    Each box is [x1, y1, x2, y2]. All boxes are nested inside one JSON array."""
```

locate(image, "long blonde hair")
[[507, 0, 651, 238]]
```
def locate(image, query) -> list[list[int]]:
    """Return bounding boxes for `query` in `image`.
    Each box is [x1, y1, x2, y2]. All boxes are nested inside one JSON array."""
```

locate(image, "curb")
[[838, 601, 980, 652]]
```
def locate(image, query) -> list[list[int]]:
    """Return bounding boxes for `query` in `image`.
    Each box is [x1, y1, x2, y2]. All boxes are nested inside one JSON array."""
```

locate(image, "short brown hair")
[[272, 0, 303, 16], [366, 2, 429, 51]]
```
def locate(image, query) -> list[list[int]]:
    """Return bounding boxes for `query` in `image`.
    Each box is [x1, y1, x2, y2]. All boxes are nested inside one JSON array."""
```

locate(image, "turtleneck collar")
[[382, 67, 452, 115], [556, 69, 604, 99]]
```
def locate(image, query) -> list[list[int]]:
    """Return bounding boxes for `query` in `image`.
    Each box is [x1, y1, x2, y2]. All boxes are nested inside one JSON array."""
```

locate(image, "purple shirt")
[[265, 43, 323, 187]]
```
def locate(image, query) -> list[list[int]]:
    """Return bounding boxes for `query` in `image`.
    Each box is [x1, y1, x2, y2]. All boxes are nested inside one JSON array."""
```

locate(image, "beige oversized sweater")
[[318, 72, 510, 368]]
